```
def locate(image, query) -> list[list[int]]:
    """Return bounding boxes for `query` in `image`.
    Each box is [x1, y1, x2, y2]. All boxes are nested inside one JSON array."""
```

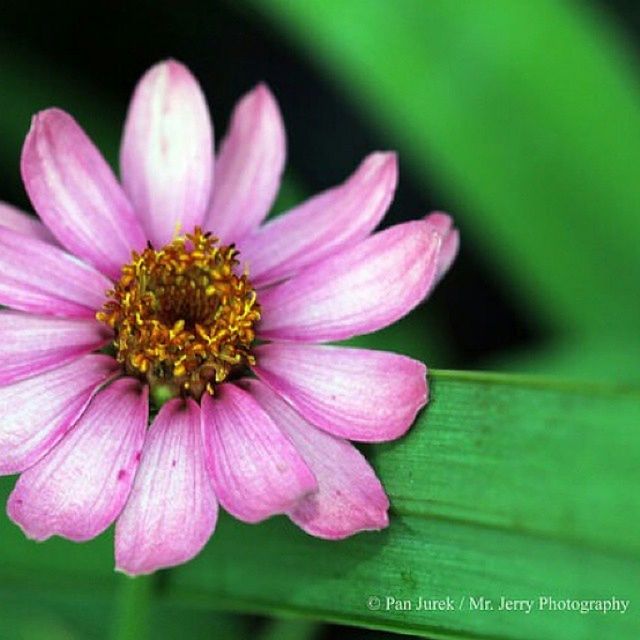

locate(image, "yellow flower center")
[[97, 228, 260, 400]]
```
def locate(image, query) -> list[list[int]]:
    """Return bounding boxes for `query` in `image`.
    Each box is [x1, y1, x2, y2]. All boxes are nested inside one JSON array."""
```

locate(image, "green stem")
[[260, 618, 320, 640], [110, 574, 153, 640]]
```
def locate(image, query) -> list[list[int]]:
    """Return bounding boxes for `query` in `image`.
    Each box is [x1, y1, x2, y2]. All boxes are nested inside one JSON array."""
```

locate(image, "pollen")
[[97, 228, 260, 400]]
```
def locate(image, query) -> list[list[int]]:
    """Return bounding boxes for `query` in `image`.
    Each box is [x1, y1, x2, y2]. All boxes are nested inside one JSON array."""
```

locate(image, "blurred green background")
[[0, 1, 639, 639]]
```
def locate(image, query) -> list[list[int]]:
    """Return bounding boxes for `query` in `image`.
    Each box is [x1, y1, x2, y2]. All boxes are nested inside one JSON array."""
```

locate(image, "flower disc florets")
[[97, 228, 260, 400]]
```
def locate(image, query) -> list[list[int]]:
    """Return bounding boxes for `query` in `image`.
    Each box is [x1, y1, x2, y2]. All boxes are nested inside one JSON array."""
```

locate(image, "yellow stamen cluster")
[[97, 228, 260, 400]]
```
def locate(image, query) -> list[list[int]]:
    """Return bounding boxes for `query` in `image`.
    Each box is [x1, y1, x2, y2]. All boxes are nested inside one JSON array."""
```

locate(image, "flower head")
[[98, 228, 260, 398], [0, 60, 458, 575]]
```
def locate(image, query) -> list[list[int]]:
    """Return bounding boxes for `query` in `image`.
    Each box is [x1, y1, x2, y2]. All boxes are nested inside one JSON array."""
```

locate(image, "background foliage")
[[0, 1, 638, 638]]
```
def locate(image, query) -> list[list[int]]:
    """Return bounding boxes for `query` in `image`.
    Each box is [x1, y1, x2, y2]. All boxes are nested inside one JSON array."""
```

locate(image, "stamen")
[[97, 228, 260, 400]]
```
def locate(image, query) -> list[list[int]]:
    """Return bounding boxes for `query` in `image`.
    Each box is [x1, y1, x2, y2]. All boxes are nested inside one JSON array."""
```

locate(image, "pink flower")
[[0, 60, 458, 575]]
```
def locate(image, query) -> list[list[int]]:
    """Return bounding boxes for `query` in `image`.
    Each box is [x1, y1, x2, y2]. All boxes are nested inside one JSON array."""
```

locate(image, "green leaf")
[[1, 371, 637, 639], [169, 371, 640, 639], [251, 0, 640, 338]]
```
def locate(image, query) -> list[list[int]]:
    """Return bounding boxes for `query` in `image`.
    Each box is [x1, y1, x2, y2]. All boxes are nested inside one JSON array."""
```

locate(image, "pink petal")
[[0, 354, 118, 474], [7, 378, 148, 542], [424, 211, 459, 281], [120, 60, 213, 248], [201, 384, 317, 523], [423, 211, 453, 236], [253, 343, 427, 442], [0, 201, 56, 244], [205, 84, 285, 243], [240, 152, 397, 287], [0, 226, 113, 318], [248, 380, 389, 538], [258, 220, 441, 342], [115, 398, 217, 576], [0, 311, 111, 385], [21, 109, 147, 279]]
